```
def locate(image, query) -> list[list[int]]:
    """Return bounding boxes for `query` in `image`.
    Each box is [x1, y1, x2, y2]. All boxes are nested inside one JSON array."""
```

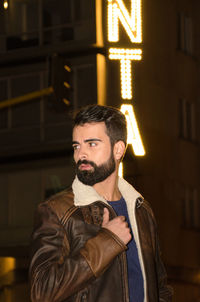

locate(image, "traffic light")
[[51, 54, 72, 110], [62, 63, 71, 105]]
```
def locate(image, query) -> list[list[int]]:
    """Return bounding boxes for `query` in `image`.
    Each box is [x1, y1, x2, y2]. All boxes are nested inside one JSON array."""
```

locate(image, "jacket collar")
[[72, 176, 142, 207]]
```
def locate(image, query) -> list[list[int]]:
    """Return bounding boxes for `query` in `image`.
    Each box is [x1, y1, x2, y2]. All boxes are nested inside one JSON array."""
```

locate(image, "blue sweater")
[[107, 197, 144, 302]]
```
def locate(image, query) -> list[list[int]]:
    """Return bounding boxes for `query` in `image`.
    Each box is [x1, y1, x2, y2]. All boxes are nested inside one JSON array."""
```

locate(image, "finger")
[[102, 208, 110, 225]]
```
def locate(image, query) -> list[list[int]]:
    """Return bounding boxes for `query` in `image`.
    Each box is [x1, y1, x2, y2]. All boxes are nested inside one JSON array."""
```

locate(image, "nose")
[[76, 145, 88, 161]]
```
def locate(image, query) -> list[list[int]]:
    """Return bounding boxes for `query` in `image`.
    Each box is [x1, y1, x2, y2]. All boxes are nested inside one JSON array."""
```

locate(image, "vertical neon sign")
[[107, 0, 145, 158]]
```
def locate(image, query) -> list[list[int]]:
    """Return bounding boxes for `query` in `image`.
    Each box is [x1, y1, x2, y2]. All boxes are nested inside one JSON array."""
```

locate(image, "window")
[[74, 64, 97, 108], [5, 0, 39, 50], [182, 187, 200, 230], [178, 12, 193, 55], [179, 99, 195, 141], [0, 73, 43, 149], [0, 73, 41, 129], [1, 0, 74, 50], [0, 0, 95, 50], [42, 0, 73, 44], [11, 74, 41, 127], [73, 0, 94, 21]]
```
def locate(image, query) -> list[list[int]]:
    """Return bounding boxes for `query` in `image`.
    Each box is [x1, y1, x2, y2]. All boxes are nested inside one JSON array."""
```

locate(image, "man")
[[29, 104, 173, 302]]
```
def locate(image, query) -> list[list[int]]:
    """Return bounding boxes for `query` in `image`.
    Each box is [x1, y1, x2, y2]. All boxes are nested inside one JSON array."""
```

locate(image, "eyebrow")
[[72, 138, 102, 145]]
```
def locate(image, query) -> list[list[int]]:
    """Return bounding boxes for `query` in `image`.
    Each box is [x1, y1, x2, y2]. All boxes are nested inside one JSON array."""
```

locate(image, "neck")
[[93, 170, 121, 201]]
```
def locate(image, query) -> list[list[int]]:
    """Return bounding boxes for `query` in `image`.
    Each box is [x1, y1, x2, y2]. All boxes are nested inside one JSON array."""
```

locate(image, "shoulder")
[[136, 198, 159, 245], [142, 199, 155, 217], [44, 188, 76, 221], [136, 197, 156, 224]]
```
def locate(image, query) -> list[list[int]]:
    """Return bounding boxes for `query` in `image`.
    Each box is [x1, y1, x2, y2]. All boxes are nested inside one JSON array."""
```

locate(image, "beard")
[[75, 152, 116, 186]]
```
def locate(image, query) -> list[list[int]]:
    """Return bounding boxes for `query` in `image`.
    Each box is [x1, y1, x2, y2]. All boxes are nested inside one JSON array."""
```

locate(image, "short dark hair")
[[73, 104, 127, 147]]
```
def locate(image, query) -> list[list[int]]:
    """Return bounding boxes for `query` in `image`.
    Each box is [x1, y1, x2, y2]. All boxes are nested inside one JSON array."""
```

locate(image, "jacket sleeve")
[[29, 202, 126, 302], [141, 200, 173, 302], [148, 205, 173, 302], [155, 229, 173, 302]]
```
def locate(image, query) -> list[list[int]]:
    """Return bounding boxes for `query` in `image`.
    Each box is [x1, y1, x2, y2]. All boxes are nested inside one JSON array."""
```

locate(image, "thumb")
[[102, 208, 110, 226]]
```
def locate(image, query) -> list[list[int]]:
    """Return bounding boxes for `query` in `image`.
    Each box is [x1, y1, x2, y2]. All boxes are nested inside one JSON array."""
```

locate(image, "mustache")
[[76, 159, 96, 168]]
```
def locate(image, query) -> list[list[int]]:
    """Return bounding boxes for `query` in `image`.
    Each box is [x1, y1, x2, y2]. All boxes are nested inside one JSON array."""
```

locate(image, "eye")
[[89, 142, 97, 147], [72, 144, 80, 150]]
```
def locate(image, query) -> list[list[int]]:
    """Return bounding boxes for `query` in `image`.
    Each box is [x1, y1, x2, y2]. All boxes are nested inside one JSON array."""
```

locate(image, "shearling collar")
[[72, 176, 142, 207]]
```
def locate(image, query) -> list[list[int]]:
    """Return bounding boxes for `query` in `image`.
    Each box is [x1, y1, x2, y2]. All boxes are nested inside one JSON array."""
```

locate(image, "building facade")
[[0, 0, 200, 301]]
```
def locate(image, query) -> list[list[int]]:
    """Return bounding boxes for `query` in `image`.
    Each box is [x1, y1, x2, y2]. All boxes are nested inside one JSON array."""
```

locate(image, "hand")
[[102, 208, 132, 245]]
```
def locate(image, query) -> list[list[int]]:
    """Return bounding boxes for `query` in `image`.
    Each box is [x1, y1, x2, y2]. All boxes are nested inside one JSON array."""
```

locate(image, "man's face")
[[72, 122, 116, 186]]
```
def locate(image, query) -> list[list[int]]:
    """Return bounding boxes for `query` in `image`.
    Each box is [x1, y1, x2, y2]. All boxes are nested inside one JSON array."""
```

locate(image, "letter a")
[[121, 104, 145, 155]]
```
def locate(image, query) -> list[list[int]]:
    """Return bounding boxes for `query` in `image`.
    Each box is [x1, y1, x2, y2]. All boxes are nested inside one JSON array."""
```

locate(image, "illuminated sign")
[[107, 0, 145, 164], [107, 0, 142, 43], [121, 104, 145, 155], [107, 0, 142, 100], [109, 48, 142, 99]]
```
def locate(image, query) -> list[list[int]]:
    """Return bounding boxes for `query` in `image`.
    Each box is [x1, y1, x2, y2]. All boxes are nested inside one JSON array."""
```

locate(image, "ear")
[[113, 141, 126, 161]]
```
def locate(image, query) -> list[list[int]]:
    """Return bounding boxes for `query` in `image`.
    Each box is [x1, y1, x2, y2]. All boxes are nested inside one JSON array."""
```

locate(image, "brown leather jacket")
[[29, 178, 173, 302]]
